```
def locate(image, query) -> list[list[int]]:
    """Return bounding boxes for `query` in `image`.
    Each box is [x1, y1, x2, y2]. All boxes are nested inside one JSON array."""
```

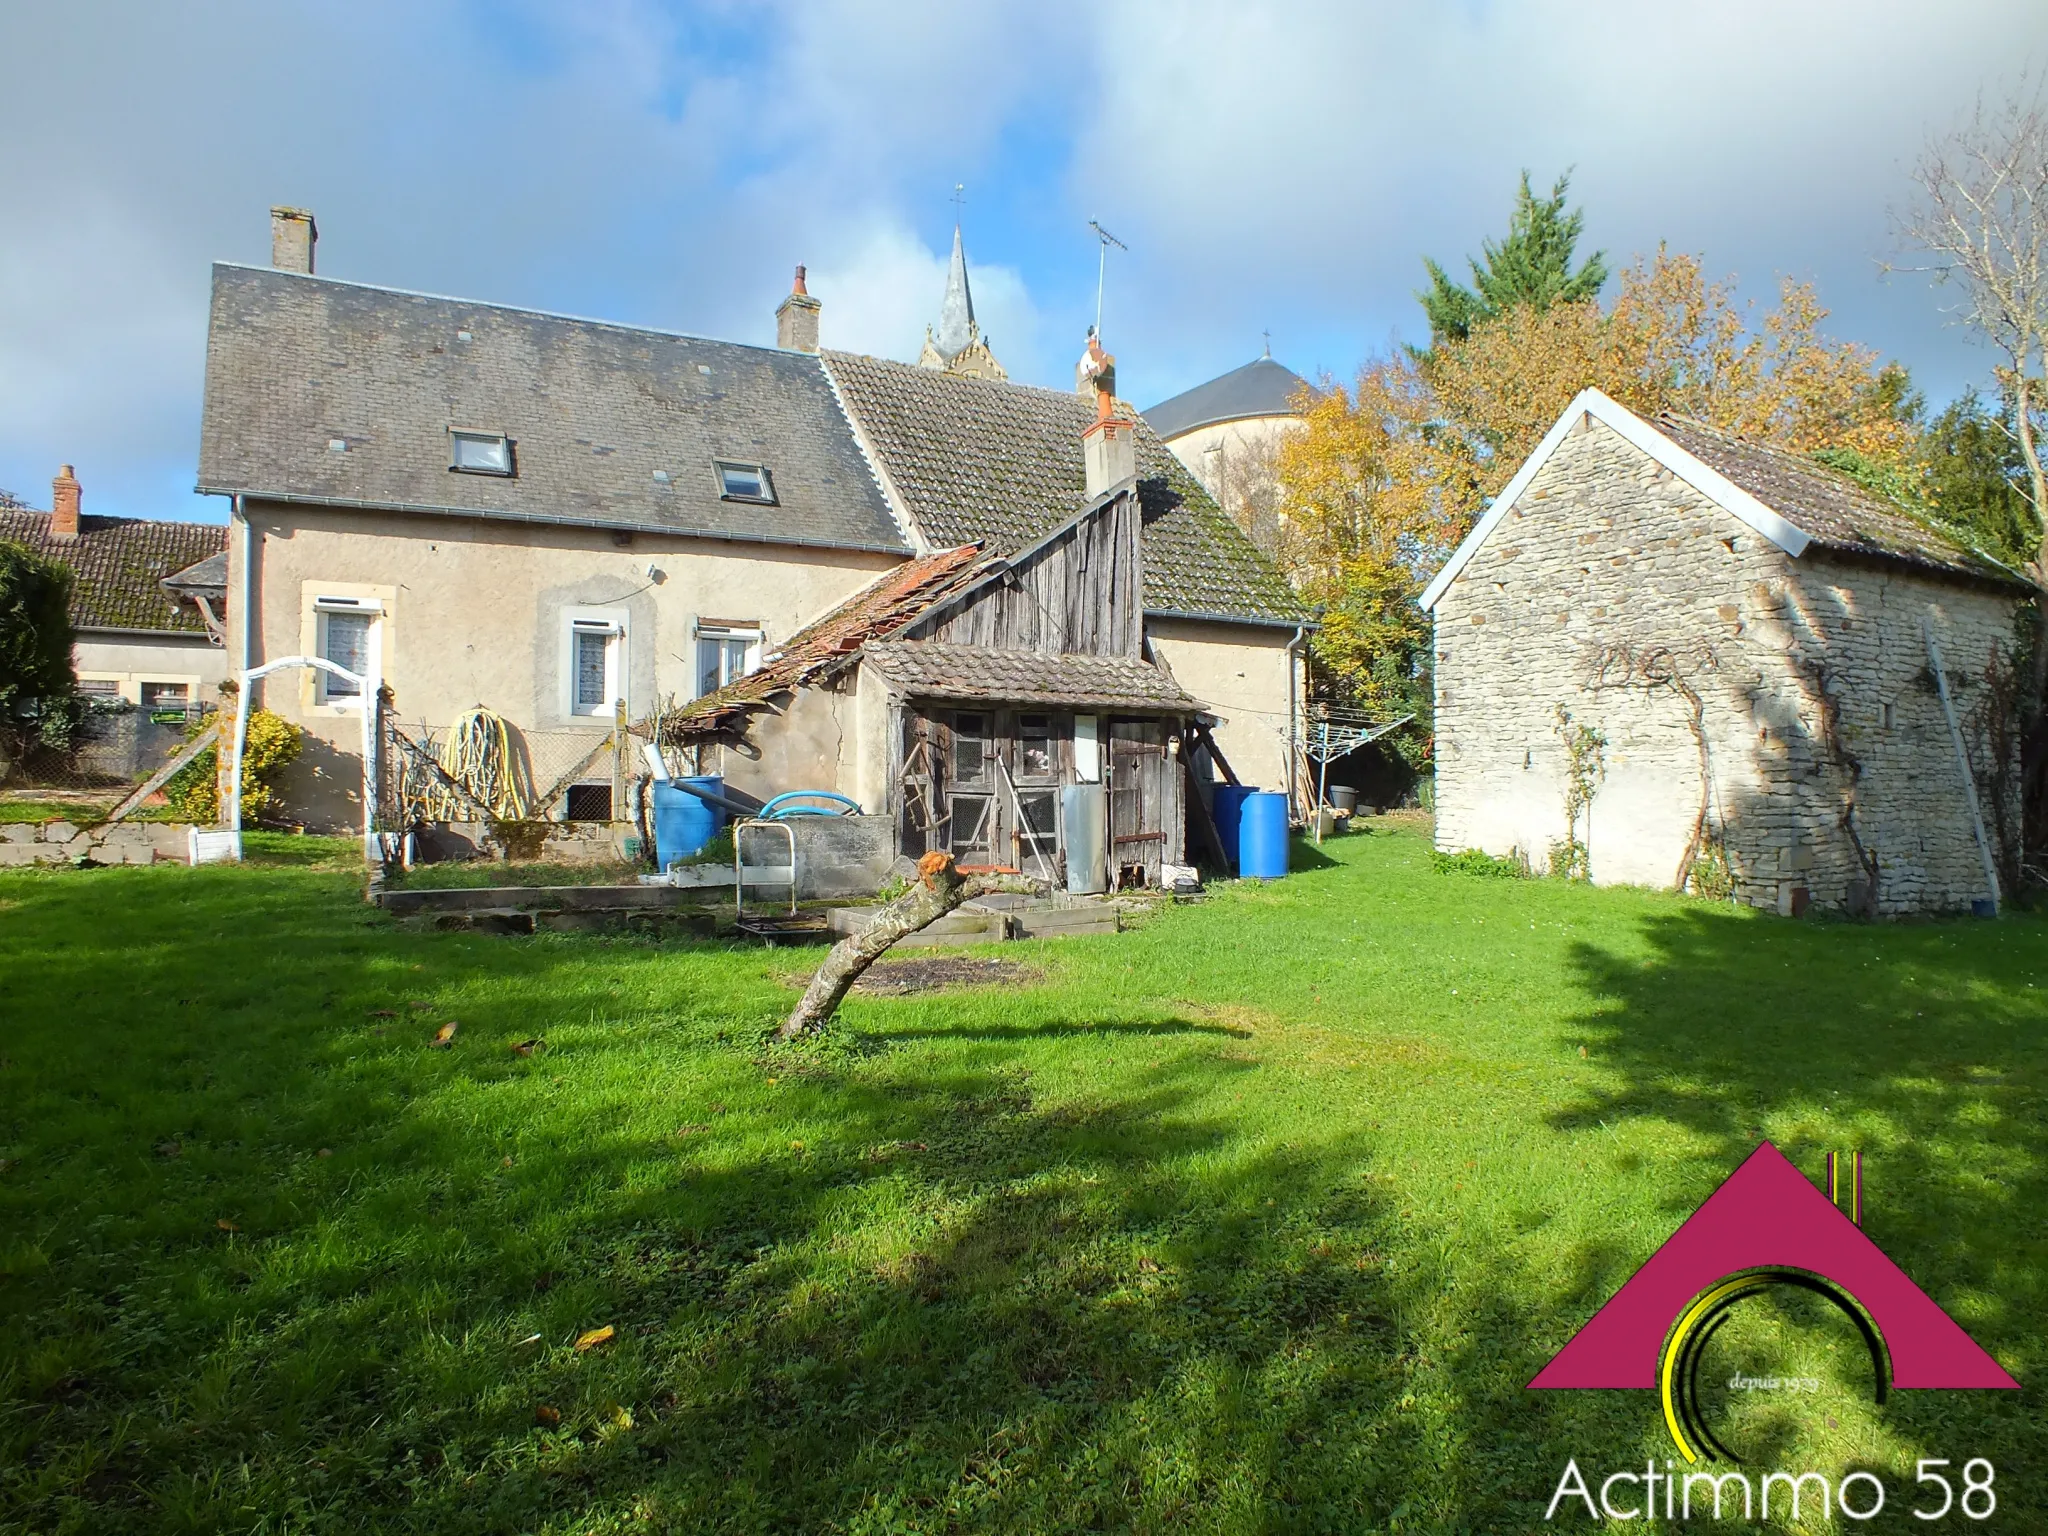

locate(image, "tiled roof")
[[822, 350, 1307, 625], [860, 640, 1200, 713], [1657, 415, 2019, 585], [198, 264, 907, 553], [1143, 355, 1312, 440], [0, 510, 226, 633], [657, 544, 993, 739]]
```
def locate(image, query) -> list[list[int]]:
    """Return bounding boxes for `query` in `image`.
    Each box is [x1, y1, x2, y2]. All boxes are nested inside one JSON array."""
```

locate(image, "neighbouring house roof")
[[657, 544, 995, 740], [822, 349, 1308, 626], [197, 264, 908, 554], [0, 510, 226, 634], [1142, 355, 1311, 441], [860, 640, 1201, 714], [1421, 388, 2028, 611], [162, 550, 229, 596]]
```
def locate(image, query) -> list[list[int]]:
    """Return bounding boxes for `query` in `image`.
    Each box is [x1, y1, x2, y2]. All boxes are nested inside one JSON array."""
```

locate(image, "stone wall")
[[1433, 415, 2022, 915], [0, 820, 197, 867]]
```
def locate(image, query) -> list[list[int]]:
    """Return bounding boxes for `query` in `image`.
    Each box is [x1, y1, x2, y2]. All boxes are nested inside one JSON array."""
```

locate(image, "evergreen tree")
[[1920, 389, 2038, 568], [1419, 172, 1609, 347]]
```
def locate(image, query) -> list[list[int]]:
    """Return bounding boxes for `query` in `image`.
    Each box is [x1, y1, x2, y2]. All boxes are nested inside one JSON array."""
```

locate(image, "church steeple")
[[934, 224, 976, 360], [918, 210, 1006, 382]]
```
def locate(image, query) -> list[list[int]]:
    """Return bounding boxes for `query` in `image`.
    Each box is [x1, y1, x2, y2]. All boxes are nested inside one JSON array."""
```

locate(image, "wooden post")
[[612, 699, 629, 830], [213, 681, 238, 826]]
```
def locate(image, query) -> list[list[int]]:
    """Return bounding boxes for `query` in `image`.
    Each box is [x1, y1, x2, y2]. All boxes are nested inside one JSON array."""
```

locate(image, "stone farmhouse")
[[1424, 388, 2027, 916], [0, 466, 227, 707], [196, 208, 1306, 838]]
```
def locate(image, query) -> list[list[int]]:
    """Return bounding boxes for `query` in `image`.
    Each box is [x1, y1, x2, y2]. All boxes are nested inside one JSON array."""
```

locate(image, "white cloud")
[[3, 0, 2045, 515]]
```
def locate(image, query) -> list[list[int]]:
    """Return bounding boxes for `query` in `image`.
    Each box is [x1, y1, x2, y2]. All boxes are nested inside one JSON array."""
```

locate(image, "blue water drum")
[[652, 775, 726, 869], [1238, 791, 1290, 879], [1210, 783, 1258, 872]]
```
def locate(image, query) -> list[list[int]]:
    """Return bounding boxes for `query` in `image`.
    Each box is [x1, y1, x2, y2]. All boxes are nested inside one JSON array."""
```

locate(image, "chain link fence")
[[1, 701, 211, 812], [384, 716, 626, 825]]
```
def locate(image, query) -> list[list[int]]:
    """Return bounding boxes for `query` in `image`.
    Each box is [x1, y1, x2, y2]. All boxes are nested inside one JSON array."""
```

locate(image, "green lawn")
[[1, 821, 2041, 1534]]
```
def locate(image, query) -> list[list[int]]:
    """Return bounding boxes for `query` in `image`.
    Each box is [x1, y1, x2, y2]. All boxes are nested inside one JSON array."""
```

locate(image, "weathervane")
[[1088, 218, 1128, 339]]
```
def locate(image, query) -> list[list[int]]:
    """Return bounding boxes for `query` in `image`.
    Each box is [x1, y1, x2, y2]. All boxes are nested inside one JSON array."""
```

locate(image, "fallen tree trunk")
[[779, 851, 1044, 1038]]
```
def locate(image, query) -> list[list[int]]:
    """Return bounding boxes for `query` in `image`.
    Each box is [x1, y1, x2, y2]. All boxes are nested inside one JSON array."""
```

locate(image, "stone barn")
[[1423, 389, 2028, 916]]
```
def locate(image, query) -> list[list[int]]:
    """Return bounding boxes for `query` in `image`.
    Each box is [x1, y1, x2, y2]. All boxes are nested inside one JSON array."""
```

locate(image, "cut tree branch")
[[779, 851, 1047, 1038]]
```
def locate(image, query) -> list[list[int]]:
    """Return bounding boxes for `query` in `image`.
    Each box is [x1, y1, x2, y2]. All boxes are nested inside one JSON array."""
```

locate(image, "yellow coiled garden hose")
[[437, 706, 533, 820]]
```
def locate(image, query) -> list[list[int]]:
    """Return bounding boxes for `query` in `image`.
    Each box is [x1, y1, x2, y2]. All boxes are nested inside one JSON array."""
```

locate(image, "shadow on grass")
[[0, 860, 1636, 1534], [1550, 900, 2047, 1479]]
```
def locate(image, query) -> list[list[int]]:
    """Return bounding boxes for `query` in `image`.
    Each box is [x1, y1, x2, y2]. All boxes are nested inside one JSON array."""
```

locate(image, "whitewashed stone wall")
[[0, 820, 195, 867], [1434, 415, 2022, 915]]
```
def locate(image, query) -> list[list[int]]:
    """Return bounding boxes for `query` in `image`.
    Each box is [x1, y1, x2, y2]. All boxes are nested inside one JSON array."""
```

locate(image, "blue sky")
[[2, 0, 2045, 524]]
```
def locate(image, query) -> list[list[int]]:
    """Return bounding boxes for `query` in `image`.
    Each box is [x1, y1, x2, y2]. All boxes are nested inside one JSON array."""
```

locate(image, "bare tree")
[[1896, 86, 2048, 698]]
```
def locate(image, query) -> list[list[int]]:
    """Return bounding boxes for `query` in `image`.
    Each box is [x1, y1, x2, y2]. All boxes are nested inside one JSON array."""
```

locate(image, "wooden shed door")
[[1109, 719, 1167, 887]]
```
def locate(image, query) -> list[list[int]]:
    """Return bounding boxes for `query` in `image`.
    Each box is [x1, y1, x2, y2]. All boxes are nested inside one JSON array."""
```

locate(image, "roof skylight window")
[[450, 430, 513, 476], [715, 461, 776, 504]]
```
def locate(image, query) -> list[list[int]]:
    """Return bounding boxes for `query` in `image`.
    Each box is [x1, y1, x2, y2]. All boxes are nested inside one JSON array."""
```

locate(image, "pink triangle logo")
[[1530, 1142, 2016, 1395]]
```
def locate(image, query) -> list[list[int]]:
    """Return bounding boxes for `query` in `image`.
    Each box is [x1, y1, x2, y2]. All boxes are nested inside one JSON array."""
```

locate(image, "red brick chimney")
[[50, 464, 81, 541], [776, 265, 821, 353]]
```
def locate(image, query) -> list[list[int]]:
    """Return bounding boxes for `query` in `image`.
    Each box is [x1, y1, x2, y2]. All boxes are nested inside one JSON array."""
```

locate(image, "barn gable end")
[[1430, 401, 2023, 916]]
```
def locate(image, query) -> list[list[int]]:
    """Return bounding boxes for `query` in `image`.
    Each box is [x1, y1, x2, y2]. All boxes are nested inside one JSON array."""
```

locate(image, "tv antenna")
[[1087, 219, 1127, 338]]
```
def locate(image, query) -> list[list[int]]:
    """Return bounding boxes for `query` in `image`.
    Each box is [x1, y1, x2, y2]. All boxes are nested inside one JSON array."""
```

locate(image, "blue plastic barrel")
[[1210, 783, 1258, 872], [652, 775, 726, 869], [1238, 791, 1289, 879]]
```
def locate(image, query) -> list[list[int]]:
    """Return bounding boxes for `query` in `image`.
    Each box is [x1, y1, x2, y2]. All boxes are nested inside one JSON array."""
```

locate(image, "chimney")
[[1082, 406, 1136, 501], [1079, 333, 1133, 498], [775, 265, 822, 353], [271, 206, 317, 274], [50, 464, 81, 541]]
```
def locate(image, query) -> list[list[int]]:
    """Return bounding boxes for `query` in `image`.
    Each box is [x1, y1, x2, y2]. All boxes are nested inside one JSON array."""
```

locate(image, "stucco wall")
[[75, 632, 228, 703], [1146, 617, 1299, 795], [1432, 415, 2021, 915], [232, 501, 897, 829], [1160, 415, 1303, 501]]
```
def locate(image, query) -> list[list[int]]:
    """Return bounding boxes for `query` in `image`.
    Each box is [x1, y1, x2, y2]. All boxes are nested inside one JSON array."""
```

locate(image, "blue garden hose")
[[759, 790, 860, 819]]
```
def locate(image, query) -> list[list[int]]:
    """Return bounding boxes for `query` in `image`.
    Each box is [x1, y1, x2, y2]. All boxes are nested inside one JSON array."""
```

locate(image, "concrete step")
[[381, 884, 704, 916]]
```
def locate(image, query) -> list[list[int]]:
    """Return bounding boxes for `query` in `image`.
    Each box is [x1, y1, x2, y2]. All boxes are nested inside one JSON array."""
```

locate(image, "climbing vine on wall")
[[1549, 705, 1606, 880], [1589, 641, 1729, 896]]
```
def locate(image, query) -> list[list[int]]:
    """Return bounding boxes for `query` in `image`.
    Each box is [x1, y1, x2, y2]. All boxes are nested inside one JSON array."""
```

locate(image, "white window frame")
[[693, 620, 762, 699], [313, 597, 383, 708], [450, 428, 514, 476], [565, 609, 627, 719]]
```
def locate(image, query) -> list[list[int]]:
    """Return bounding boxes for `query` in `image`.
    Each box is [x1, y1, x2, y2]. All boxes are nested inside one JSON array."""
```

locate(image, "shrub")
[[1430, 847, 1528, 879], [0, 539, 79, 754], [165, 709, 304, 824]]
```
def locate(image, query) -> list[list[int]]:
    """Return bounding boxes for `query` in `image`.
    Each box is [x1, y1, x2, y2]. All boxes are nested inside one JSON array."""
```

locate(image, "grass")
[[0, 819, 2042, 1533]]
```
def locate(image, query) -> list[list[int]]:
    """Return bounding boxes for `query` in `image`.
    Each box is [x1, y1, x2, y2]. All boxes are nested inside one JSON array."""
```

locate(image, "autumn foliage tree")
[[1279, 237, 1916, 762]]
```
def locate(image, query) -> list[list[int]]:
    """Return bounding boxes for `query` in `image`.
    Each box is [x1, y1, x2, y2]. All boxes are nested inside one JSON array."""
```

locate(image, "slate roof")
[[860, 641, 1200, 713], [0, 510, 226, 633], [1656, 415, 2020, 585], [822, 350, 1307, 625], [658, 544, 994, 740], [163, 550, 229, 594], [198, 264, 906, 553], [1142, 355, 1311, 441]]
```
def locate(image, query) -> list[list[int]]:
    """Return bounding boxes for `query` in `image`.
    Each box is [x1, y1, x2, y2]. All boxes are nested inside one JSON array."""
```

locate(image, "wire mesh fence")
[[0, 701, 211, 808], [384, 716, 624, 825]]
